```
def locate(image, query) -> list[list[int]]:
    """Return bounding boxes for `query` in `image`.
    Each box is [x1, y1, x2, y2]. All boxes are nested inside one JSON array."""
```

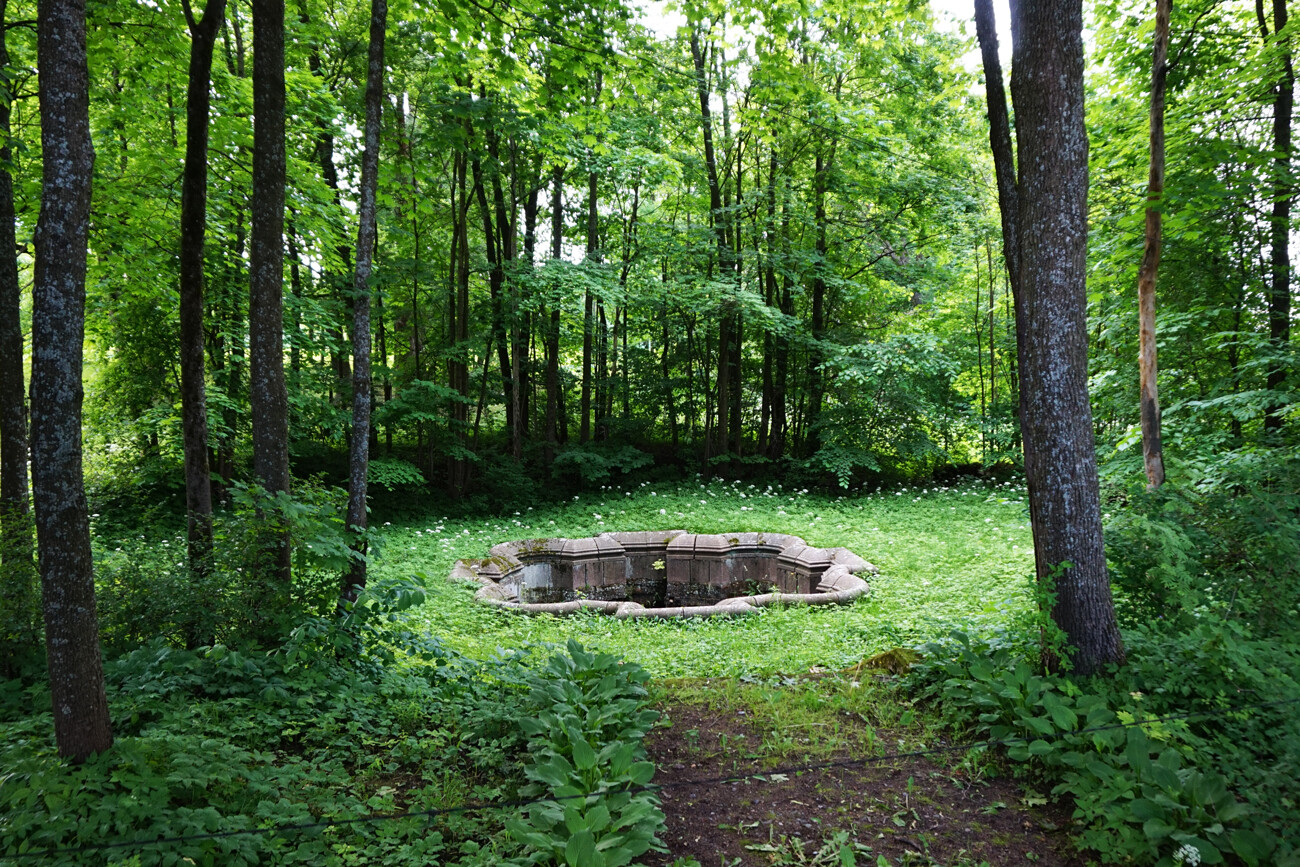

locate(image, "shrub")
[[1104, 446, 1300, 638], [94, 477, 366, 651], [505, 640, 666, 867], [0, 583, 540, 865], [909, 631, 1284, 866]]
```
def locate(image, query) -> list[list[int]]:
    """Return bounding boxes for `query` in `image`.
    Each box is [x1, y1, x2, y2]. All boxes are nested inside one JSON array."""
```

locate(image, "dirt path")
[[644, 697, 1084, 867]]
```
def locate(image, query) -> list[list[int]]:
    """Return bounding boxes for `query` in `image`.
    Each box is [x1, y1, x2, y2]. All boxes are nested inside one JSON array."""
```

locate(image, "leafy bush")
[[1104, 446, 1300, 638], [368, 457, 428, 492], [551, 444, 653, 485], [0, 511, 40, 680], [505, 640, 666, 867], [909, 631, 1284, 866], [1105, 620, 1300, 858], [0, 583, 545, 865], [94, 477, 368, 651]]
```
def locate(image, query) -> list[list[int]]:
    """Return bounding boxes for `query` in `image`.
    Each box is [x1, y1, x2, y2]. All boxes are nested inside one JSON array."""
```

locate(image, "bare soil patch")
[[644, 695, 1084, 866]]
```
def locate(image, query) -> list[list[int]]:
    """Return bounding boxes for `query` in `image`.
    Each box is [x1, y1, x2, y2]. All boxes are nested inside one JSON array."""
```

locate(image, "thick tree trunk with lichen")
[[1010, 0, 1125, 676], [32, 0, 113, 761]]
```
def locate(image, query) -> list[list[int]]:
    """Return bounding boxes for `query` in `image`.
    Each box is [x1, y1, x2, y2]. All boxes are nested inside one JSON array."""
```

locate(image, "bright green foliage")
[[29, 0, 1004, 497], [367, 457, 428, 493], [1103, 446, 1300, 638], [910, 626, 1299, 865], [1086, 0, 1300, 460], [4, 0, 1299, 858], [0, 587, 665, 865], [505, 640, 665, 866], [93, 479, 364, 650]]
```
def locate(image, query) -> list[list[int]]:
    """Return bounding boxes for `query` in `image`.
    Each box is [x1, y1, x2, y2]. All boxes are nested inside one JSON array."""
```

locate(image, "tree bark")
[[0, 0, 33, 581], [545, 164, 563, 464], [729, 140, 744, 455], [32, 0, 113, 760], [975, 246, 987, 462], [479, 114, 518, 441], [690, 28, 731, 457], [1138, 0, 1170, 487], [469, 146, 514, 443], [807, 151, 830, 457], [519, 155, 542, 449], [250, 0, 290, 582], [178, 0, 226, 613], [343, 0, 385, 602], [772, 177, 793, 459], [1010, 0, 1125, 675], [975, 0, 1032, 472], [581, 164, 597, 443], [448, 152, 471, 495], [759, 152, 776, 456], [1258, 0, 1293, 433]]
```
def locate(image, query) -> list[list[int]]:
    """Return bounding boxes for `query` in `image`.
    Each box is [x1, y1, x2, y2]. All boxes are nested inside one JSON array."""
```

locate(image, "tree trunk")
[[343, 0, 385, 602], [1010, 0, 1125, 675], [469, 151, 514, 442], [519, 156, 542, 450], [448, 152, 471, 495], [975, 0, 1032, 470], [1258, 0, 1293, 433], [0, 0, 33, 583], [209, 11, 247, 503], [1138, 0, 1170, 487], [581, 167, 597, 443], [988, 239, 997, 414], [32, 0, 112, 760], [662, 265, 678, 448], [690, 28, 731, 457], [807, 152, 830, 457], [975, 246, 987, 463], [250, 0, 290, 582], [481, 116, 519, 445], [772, 176, 793, 459], [759, 150, 778, 456], [178, 0, 226, 620], [729, 142, 744, 455], [377, 276, 390, 454], [545, 165, 563, 464]]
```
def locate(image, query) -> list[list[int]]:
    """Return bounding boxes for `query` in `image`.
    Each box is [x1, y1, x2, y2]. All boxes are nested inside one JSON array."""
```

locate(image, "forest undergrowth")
[[3, 472, 1298, 866]]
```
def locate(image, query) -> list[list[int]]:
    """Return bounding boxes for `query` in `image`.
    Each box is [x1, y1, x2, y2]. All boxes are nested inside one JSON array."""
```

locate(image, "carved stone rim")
[[452, 530, 875, 619]]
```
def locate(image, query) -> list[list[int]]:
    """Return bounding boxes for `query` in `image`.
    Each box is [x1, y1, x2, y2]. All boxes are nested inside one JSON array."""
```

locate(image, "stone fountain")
[[452, 531, 874, 618]]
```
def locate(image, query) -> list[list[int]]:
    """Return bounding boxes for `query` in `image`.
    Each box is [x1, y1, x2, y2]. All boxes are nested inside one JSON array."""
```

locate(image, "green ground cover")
[[378, 477, 1035, 676], [6, 475, 1297, 865]]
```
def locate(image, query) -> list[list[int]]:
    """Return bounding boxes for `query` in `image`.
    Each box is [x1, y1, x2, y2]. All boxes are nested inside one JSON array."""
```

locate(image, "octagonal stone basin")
[[452, 531, 875, 618]]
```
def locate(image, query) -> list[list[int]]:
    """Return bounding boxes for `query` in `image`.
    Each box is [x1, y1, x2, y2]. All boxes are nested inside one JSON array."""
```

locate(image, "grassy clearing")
[[376, 477, 1034, 677], [653, 673, 947, 765]]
